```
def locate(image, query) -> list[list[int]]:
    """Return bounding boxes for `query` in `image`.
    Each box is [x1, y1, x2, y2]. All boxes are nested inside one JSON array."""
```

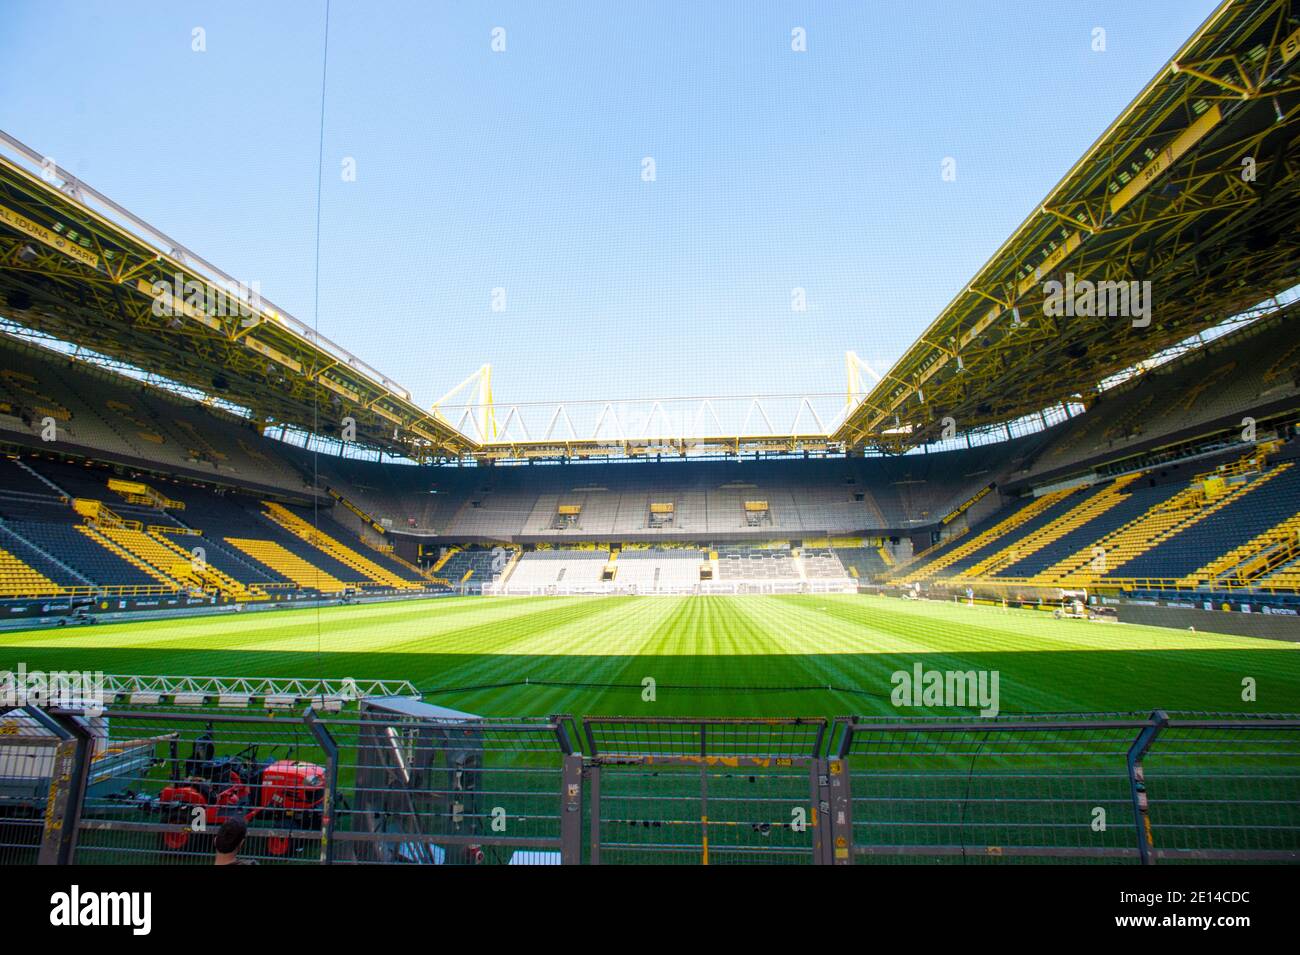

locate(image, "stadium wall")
[[1113, 602, 1300, 642]]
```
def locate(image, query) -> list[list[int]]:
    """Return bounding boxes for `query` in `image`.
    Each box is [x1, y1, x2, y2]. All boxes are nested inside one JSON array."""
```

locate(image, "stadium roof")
[[0, 131, 474, 460], [836, 0, 1300, 451], [1, 0, 1296, 463]]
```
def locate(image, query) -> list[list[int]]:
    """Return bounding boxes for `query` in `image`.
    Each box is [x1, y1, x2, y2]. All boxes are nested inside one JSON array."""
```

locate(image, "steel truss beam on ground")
[[87, 673, 421, 708]]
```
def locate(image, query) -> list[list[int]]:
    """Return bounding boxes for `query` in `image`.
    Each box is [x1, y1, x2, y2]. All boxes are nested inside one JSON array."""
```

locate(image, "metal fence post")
[[826, 720, 857, 864], [561, 753, 583, 864], [304, 708, 339, 865], [812, 758, 833, 864], [827, 757, 854, 864], [35, 707, 93, 865], [1127, 709, 1168, 865], [587, 761, 602, 865]]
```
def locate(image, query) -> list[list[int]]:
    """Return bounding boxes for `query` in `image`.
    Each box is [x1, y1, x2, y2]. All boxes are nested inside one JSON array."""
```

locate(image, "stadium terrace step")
[[1115, 463, 1299, 585], [148, 529, 267, 601], [96, 526, 203, 590], [1265, 552, 1300, 590], [1064, 465, 1288, 586], [1029, 479, 1215, 585], [0, 543, 64, 597], [261, 501, 421, 590], [225, 537, 352, 593], [957, 475, 1141, 579], [1192, 503, 1300, 587], [78, 525, 180, 590], [897, 489, 1073, 584]]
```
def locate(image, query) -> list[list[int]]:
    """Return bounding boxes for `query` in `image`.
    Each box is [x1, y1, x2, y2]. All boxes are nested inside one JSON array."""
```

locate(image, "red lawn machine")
[[151, 726, 326, 856]]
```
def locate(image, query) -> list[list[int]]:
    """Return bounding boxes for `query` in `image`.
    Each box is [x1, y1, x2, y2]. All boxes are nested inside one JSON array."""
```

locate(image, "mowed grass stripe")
[[767, 595, 1300, 714], [1, 594, 1297, 719]]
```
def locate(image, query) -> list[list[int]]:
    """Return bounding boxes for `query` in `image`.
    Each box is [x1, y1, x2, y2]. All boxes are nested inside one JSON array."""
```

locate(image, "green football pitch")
[[3, 594, 1298, 718]]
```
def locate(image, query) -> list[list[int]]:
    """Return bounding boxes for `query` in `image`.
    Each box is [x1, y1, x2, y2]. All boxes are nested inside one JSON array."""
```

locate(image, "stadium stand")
[[0, 520, 88, 587], [895, 492, 1069, 583], [0, 449, 431, 598], [716, 545, 798, 580], [13, 427, 1300, 603], [2, 311, 1300, 606], [1023, 311, 1300, 482], [896, 437, 1300, 597], [3, 515, 164, 589], [612, 548, 705, 593], [950, 477, 1141, 579], [6, 399, 1300, 603], [996, 478, 1188, 580], [278, 504, 432, 584], [305, 437, 1045, 540], [0, 334, 310, 492], [162, 485, 371, 592], [0, 543, 62, 597], [831, 545, 890, 582], [501, 549, 611, 595], [263, 502, 423, 590], [434, 545, 507, 591], [223, 538, 349, 593], [306, 456, 467, 532], [801, 548, 853, 581], [1107, 464, 1300, 583]]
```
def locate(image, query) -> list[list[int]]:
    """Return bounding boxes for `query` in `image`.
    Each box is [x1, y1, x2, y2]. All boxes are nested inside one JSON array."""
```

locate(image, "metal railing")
[[2, 707, 1296, 865], [936, 575, 1300, 597], [582, 717, 829, 864]]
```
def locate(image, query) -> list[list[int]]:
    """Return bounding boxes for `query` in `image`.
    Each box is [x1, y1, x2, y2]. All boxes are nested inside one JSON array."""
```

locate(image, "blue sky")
[[1, 1, 1221, 412]]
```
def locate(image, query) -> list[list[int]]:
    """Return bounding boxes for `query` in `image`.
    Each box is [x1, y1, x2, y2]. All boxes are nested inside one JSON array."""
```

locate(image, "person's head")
[[214, 816, 248, 861]]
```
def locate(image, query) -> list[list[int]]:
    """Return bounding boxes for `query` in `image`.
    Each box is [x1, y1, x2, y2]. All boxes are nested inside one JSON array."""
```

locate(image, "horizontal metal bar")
[[585, 716, 827, 727], [54, 708, 289, 724], [77, 820, 317, 840], [1162, 720, 1300, 730], [330, 831, 561, 849], [591, 755, 817, 767], [1152, 847, 1300, 861], [596, 843, 812, 856], [852, 844, 1141, 858], [843, 721, 1157, 734]]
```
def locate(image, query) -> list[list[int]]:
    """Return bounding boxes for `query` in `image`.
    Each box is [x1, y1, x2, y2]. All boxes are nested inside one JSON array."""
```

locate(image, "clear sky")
[[1, 0, 1222, 413]]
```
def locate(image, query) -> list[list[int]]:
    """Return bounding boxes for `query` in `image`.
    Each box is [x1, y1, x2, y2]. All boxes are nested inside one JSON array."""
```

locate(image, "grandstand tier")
[[3, 402, 1300, 603], [0, 256, 1297, 607]]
